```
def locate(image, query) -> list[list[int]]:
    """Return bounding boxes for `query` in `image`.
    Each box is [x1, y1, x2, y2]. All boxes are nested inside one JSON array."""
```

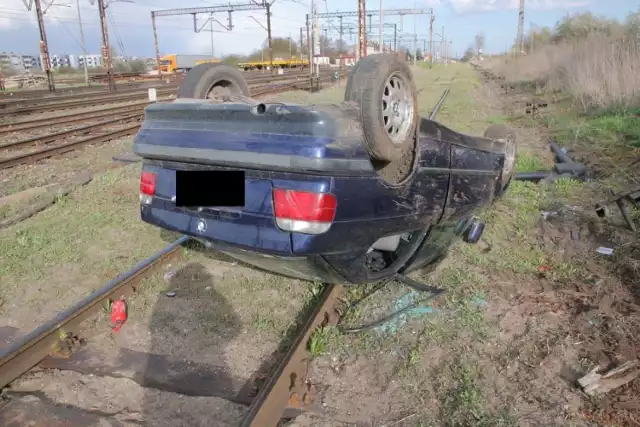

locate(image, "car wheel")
[[484, 124, 517, 196], [344, 54, 419, 163], [177, 63, 250, 99]]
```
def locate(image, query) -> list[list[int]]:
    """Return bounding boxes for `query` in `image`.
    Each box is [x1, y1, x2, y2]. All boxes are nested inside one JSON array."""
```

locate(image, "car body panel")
[[134, 101, 509, 285]]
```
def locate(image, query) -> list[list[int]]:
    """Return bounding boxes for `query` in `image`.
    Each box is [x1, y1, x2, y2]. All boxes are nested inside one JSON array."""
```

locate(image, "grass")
[[493, 34, 640, 112], [3, 60, 637, 425]]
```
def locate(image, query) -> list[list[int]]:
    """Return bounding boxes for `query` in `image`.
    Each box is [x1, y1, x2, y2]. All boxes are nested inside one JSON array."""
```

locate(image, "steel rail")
[[2, 87, 179, 116], [240, 77, 453, 426], [0, 70, 330, 112], [0, 236, 188, 390], [0, 82, 156, 101], [0, 84, 178, 108], [0, 102, 152, 135], [0, 113, 143, 152], [0, 123, 142, 169], [429, 73, 457, 120], [240, 284, 344, 426]]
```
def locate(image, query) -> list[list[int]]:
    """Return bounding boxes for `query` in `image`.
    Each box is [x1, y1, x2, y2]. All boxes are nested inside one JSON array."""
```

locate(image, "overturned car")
[[132, 54, 517, 285]]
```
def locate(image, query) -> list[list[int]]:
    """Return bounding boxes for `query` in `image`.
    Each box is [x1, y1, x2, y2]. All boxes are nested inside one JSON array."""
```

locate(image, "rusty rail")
[[0, 236, 188, 390], [0, 113, 142, 152], [0, 101, 151, 135]]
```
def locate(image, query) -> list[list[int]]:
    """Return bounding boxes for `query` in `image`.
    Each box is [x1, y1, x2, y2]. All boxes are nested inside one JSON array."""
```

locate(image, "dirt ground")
[[1, 64, 638, 426]]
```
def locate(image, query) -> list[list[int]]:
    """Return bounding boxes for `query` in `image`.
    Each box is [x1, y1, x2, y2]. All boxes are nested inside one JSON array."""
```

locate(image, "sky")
[[0, 0, 638, 59]]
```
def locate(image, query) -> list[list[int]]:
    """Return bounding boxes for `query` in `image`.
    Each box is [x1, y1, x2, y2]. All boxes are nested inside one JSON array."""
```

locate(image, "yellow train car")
[[238, 57, 309, 71], [159, 54, 221, 73], [195, 59, 222, 66]]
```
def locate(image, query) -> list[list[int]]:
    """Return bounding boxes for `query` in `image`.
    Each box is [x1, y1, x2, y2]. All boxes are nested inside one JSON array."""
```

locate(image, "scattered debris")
[[515, 140, 587, 184], [578, 360, 640, 396], [165, 291, 177, 298], [541, 211, 558, 220], [596, 247, 614, 256], [594, 185, 640, 232], [163, 271, 176, 282]]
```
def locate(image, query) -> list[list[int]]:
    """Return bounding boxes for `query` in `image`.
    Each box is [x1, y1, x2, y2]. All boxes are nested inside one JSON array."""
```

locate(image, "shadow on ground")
[[141, 262, 244, 426]]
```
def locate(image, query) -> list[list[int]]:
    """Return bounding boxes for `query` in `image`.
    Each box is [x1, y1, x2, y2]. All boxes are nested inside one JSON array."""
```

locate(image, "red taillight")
[[140, 171, 156, 196], [273, 188, 337, 235], [140, 171, 156, 206]]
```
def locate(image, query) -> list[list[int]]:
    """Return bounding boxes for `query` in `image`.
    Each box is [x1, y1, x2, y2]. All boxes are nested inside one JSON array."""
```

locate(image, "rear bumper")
[[194, 238, 351, 284], [141, 205, 352, 284]]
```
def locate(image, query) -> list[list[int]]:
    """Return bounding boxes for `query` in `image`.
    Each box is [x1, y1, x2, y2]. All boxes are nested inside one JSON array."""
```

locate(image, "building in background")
[[0, 52, 43, 73], [77, 54, 103, 68], [50, 54, 78, 69]]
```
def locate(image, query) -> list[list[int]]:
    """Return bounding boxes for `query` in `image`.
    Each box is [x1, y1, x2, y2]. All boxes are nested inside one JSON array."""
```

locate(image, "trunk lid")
[[132, 101, 375, 176]]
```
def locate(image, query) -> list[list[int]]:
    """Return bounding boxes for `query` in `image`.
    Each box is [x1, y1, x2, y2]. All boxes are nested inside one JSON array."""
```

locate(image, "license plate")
[[175, 170, 245, 207]]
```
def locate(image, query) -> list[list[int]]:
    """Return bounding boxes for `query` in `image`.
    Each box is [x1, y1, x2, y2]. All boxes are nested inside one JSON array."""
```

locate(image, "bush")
[[496, 35, 640, 111]]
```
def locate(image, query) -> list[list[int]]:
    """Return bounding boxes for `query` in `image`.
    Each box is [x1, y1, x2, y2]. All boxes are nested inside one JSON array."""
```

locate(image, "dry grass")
[[495, 34, 640, 111]]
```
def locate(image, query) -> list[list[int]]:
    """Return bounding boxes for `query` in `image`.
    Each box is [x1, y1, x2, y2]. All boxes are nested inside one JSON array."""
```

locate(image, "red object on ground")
[[111, 300, 127, 332], [537, 265, 552, 272]]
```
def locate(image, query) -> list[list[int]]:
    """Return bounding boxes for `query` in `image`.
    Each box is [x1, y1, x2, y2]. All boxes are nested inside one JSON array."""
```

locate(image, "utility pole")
[[441, 26, 445, 64], [299, 27, 304, 59], [76, 0, 89, 86], [34, 0, 55, 92], [393, 23, 397, 52], [97, 0, 116, 92], [429, 14, 434, 68], [151, 12, 162, 81], [306, 15, 311, 73], [339, 16, 343, 54], [516, 0, 525, 57], [322, 28, 328, 57], [266, 2, 273, 71], [210, 13, 215, 58], [312, 1, 320, 77], [357, 0, 367, 59], [379, 0, 383, 53]]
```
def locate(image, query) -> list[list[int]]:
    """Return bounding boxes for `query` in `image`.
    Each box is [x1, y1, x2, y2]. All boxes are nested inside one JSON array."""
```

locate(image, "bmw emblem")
[[196, 219, 207, 233]]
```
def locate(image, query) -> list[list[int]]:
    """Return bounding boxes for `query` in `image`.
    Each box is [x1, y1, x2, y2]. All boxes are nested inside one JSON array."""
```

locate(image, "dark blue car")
[[133, 56, 517, 285]]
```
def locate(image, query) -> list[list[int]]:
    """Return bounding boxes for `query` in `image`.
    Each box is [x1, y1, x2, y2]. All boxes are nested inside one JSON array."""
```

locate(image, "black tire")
[[177, 63, 250, 99], [484, 124, 517, 196], [344, 54, 419, 163]]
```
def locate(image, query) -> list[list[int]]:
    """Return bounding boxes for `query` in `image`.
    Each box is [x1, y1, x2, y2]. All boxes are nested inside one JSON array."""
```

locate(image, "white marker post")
[[148, 87, 157, 102]]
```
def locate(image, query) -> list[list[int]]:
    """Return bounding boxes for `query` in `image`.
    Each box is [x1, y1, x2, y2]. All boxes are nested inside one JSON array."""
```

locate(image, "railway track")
[[0, 82, 178, 109], [0, 70, 328, 114], [0, 73, 343, 170], [0, 100, 152, 135], [0, 77, 452, 426]]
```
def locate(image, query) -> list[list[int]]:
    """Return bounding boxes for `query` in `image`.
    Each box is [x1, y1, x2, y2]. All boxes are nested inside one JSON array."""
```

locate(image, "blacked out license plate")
[[175, 170, 245, 208]]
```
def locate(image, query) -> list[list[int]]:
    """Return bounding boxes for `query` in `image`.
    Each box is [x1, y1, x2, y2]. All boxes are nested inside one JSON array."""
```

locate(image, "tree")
[[461, 46, 475, 62], [474, 32, 485, 54], [625, 8, 640, 41], [128, 59, 147, 73], [246, 37, 299, 62], [113, 60, 129, 73], [222, 55, 241, 66]]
